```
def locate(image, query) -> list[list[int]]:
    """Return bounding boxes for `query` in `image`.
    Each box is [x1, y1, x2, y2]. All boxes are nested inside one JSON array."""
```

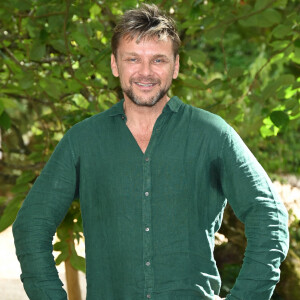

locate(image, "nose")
[[138, 61, 153, 77]]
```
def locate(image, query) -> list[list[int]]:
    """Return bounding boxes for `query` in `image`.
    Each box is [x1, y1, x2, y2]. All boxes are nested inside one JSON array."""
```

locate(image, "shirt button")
[[121, 116, 125, 120], [145, 192, 149, 197], [146, 261, 151, 266], [147, 294, 151, 299], [145, 227, 150, 232], [145, 157, 149, 162]]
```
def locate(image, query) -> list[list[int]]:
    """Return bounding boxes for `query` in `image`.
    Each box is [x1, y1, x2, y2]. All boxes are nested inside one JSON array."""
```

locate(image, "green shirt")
[[13, 96, 289, 300]]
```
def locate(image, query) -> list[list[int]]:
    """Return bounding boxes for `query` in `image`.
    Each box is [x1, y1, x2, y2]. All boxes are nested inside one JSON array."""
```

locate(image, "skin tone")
[[111, 35, 180, 153]]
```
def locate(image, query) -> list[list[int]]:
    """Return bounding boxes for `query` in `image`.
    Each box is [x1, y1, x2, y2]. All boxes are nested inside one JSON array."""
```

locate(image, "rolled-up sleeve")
[[220, 126, 289, 300], [12, 131, 78, 300]]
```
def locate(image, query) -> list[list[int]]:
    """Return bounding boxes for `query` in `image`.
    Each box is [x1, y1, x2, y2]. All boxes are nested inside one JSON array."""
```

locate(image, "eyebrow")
[[122, 52, 170, 60]]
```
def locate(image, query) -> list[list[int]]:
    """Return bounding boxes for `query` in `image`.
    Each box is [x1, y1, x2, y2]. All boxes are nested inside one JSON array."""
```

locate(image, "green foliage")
[[54, 199, 85, 272], [219, 264, 241, 297], [289, 212, 300, 257], [0, 0, 299, 294]]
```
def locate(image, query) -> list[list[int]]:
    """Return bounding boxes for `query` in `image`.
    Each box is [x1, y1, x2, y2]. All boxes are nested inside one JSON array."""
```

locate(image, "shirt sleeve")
[[12, 131, 79, 300], [219, 126, 289, 300]]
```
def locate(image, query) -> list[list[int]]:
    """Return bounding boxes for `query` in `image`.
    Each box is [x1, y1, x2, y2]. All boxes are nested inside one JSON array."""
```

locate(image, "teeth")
[[136, 83, 154, 87]]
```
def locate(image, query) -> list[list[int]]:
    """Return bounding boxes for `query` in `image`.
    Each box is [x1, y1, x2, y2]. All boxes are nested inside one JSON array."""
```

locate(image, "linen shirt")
[[13, 96, 289, 300]]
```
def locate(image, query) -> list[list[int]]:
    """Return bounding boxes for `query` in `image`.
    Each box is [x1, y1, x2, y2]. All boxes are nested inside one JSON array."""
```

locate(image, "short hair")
[[111, 4, 181, 59]]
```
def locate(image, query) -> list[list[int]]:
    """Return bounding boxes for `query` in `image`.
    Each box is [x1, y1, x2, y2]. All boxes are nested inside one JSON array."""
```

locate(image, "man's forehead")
[[118, 35, 173, 54]]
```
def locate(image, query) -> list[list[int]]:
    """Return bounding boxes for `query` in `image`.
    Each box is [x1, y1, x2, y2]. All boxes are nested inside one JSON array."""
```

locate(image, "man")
[[13, 4, 289, 300]]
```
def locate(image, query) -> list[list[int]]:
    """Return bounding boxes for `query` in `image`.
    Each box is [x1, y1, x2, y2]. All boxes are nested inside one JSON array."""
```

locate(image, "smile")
[[135, 82, 156, 87]]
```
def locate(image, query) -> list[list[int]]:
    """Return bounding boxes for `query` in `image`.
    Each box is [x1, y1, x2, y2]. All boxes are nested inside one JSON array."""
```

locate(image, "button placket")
[[141, 114, 168, 299], [142, 154, 154, 295]]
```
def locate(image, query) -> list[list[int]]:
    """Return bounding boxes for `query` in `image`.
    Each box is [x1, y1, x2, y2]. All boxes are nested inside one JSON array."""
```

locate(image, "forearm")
[[13, 131, 78, 299], [13, 199, 68, 299], [226, 199, 289, 300], [220, 126, 289, 299]]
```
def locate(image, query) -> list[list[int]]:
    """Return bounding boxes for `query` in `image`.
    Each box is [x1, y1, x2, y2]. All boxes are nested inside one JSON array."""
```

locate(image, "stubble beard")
[[122, 77, 172, 107]]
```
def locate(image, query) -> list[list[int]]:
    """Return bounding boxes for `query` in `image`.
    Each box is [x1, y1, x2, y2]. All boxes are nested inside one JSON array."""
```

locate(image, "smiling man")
[[13, 4, 289, 300], [111, 38, 179, 107]]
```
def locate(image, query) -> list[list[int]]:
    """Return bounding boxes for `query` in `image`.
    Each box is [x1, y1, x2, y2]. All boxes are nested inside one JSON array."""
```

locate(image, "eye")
[[154, 59, 163, 63], [126, 58, 138, 63]]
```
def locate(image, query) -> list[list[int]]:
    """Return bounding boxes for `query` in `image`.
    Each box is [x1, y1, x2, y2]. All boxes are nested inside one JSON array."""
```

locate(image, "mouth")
[[134, 82, 158, 91], [135, 82, 157, 87]]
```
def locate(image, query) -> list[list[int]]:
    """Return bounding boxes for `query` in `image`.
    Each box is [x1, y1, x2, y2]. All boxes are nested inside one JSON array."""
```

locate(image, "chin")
[[130, 95, 164, 107], [124, 88, 169, 108]]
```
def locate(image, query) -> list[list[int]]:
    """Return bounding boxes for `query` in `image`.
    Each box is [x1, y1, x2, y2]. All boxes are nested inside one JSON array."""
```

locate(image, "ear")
[[172, 54, 180, 79], [111, 54, 119, 77]]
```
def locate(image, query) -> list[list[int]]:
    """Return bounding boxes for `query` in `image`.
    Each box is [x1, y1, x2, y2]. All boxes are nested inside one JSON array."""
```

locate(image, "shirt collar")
[[108, 96, 182, 117], [108, 99, 125, 117], [164, 96, 182, 113]]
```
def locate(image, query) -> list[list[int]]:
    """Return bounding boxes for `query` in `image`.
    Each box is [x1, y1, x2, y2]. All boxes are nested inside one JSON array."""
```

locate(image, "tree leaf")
[[0, 100, 4, 116], [55, 251, 69, 266], [270, 110, 289, 127], [53, 240, 68, 252], [89, 3, 101, 19], [207, 79, 222, 88], [274, 0, 288, 8], [57, 223, 71, 240], [272, 24, 292, 38], [261, 9, 282, 27], [16, 171, 36, 185], [18, 72, 35, 90], [276, 74, 295, 86], [254, 0, 270, 10], [71, 31, 89, 48], [294, 39, 300, 48], [48, 15, 65, 31], [262, 75, 295, 100], [186, 49, 207, 64], [292, 81, 300, 90], [14, 0, 32, 10], [291, 47, 300, 64], [0, 111, 11, 130], [70, 250, 86, 273], [204, 26, 222, 40], [228, 67, 244, 78], [39, 78, 64, 99], [270, 40, 290, 51], [239, 9, 281, 28], [262, 82, 278, 99], [50, 39, 67, 54], [285, 99, 298, 110], [29, 42, 46, 61], [0, 195, 23, 232], [11, 183, 30, 194], [0, 97, 18, 109], [183, 77, 206, 90]]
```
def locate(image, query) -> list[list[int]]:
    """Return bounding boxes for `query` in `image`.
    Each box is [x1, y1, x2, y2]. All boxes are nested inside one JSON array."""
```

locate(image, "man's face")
[[111, 36, 180, 107]]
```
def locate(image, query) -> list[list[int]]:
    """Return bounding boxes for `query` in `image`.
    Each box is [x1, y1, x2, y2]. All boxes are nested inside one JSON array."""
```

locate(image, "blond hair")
[[111, 4, 181, 58]]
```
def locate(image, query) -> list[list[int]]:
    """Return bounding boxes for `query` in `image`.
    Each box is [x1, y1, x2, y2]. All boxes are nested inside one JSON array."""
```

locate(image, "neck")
[[123, 95, 170, 130]]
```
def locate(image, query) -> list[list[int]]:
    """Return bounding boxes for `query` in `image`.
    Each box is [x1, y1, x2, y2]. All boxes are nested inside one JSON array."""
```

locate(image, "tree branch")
[[16, 11, 65, 19], [0, 43, 24, 69], [239, 39, 296, 103], [63, 0, 93, 101], [0, 161, 45, 171], [204, 0, 277, 33], [10, 124, 31, 155]]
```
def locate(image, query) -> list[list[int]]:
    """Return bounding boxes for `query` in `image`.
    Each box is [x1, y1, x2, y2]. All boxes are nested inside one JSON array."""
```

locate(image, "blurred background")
[[0, 0, 299, 299]]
